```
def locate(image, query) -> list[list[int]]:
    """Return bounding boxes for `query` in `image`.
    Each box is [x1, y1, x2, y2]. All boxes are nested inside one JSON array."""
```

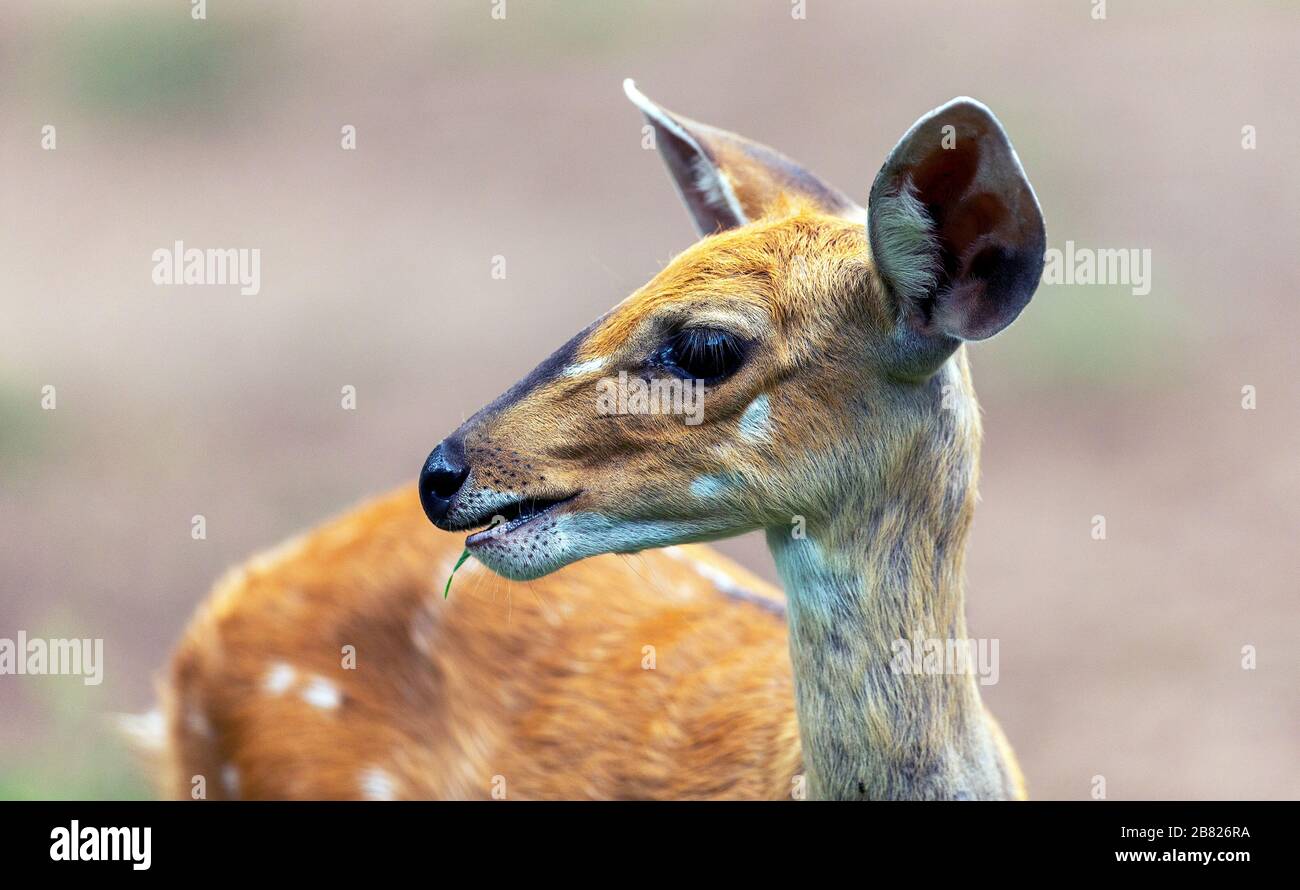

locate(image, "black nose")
[[419, 440, 470, 524]]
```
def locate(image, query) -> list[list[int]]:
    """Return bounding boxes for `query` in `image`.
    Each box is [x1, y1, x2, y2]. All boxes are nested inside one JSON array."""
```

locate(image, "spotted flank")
[[301, 676, 342, 710]]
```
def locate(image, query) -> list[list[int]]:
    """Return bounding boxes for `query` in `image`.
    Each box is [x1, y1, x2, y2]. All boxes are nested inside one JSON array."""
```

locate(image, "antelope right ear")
[[624, 79, 860, 237], [868, 98, 1046, 342]]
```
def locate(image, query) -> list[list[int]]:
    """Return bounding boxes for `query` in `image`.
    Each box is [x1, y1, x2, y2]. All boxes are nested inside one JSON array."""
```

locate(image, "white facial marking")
[[262, 662, 297, 695], [360, 767, 397, 801], [561, 356, 608, 378], [301, 676, 342, 710], [738, 393, 772, 441]]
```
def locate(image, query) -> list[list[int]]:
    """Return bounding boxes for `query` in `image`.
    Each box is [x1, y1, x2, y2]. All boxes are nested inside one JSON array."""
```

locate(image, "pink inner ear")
[[911, 137, 980, 208], [902, 129, 1040, 340], [870, 98, 1046, 343], [942, 193, 1011, 278], [935, 260, 1009, 342], [909, 139, 1015, 282]]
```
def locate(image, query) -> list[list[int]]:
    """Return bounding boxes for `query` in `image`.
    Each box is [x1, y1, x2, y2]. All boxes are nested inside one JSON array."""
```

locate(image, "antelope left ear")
[[868, 97, 1046, 342]]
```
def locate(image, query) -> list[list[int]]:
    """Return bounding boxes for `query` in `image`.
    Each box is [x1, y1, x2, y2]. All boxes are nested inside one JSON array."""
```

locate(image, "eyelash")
[[655, 327, 747, 382]]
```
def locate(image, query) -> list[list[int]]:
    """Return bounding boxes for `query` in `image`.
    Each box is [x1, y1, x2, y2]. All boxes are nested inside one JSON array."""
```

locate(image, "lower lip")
[[464, 495, 577, 548]]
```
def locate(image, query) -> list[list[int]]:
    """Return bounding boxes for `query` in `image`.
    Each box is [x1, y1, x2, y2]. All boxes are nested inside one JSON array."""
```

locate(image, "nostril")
[[419, 442, 471, 525], [427, 464, 469, 499]]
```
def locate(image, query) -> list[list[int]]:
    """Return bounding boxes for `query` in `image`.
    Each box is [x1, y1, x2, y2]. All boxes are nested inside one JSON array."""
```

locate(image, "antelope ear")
[[624, 79, 860, 237], [868, 97, 1045, 342]]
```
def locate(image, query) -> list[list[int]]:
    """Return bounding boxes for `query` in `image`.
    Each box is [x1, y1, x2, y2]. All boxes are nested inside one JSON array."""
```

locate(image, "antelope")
[[147, 81, 1045, 800]]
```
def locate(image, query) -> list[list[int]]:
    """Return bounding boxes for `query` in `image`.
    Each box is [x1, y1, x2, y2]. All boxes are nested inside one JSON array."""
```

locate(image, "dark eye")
[[658, 327, 746, 381]]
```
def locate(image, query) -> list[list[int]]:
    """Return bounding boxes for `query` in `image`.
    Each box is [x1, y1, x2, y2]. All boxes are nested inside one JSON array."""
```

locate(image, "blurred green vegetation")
[[0, 380, 46, 470], [0, 608, 149, 800], [990, 281, 1190, 390], [0, 700, 149, 801], [56, 7, 273, 118]]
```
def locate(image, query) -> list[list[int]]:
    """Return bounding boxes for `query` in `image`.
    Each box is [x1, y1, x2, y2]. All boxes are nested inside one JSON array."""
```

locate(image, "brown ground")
[[0, 0, 1295, 798]]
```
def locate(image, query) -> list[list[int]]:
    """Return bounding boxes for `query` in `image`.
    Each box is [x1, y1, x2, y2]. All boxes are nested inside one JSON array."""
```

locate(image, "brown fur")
[[162, 488, 1021, 799], [162, 489, 803, 799]]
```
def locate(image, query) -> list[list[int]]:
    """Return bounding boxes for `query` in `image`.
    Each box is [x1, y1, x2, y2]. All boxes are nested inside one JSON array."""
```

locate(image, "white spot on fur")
[[186, 706, 211, 738], [301, 676, 342, 710], [262, 662, 296, 695], [360, 767, 397, 801], [561, 356, 608, 378], [222, 763, 240, 798], [739, 394, 771, 441]]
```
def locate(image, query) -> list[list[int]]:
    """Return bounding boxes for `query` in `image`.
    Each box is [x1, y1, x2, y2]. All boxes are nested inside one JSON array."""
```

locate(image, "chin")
[[465, 510, 740, 581]]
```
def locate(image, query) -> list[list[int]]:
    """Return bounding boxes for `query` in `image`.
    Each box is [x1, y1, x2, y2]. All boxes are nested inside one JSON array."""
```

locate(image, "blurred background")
[[1, 0, 1296, 799]]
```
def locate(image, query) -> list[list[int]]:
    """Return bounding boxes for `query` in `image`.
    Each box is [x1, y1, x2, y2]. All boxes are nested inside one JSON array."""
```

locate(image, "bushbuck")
[[148, 81, 1045, 800]]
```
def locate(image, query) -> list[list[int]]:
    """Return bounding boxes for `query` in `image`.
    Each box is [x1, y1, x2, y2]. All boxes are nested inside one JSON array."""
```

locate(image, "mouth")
[[463, 491, 581, 546]]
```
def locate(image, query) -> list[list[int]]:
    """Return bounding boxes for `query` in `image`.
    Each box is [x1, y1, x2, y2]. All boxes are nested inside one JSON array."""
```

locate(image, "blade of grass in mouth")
[[444, 548, 472, 599]]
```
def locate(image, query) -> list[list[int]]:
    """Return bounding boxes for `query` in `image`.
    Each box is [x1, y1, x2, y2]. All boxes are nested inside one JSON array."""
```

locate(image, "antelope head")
[[419, 82, 1044, 582]]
